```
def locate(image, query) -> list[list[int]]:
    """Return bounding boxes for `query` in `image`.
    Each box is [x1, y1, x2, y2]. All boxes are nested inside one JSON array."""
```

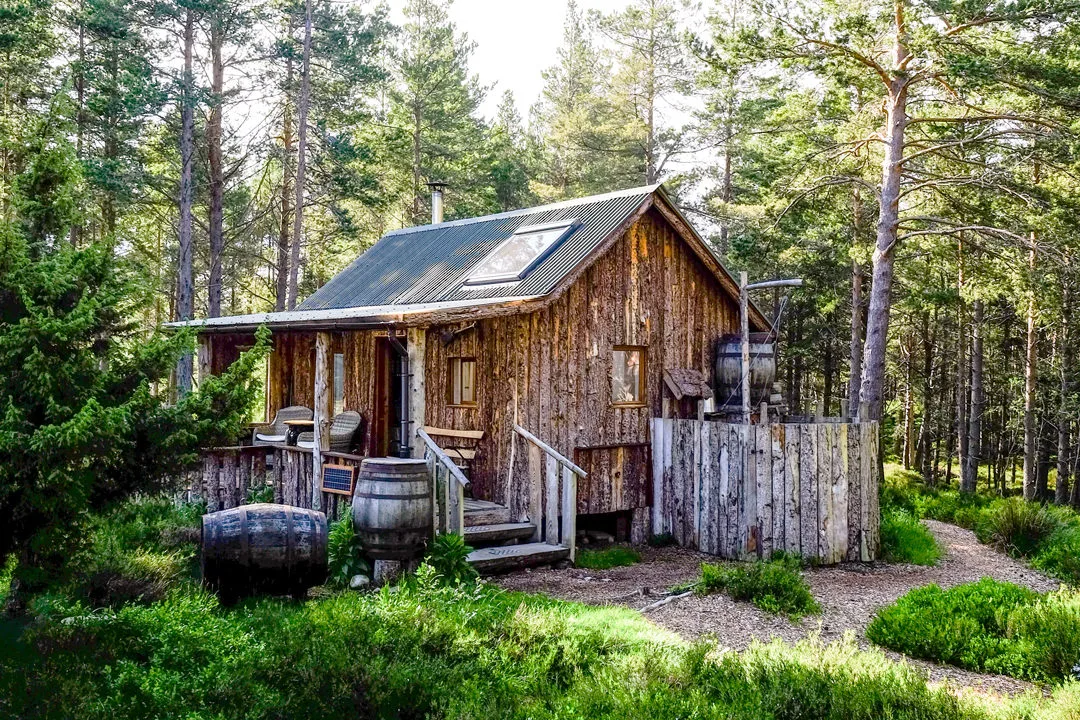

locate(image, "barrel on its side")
[[352, 458, 432, 560], [714, 332, 777, 408], [202, 503, 327, 600]]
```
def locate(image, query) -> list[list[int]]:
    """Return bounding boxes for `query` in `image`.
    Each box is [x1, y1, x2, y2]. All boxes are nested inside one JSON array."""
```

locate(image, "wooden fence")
[[177, 445, 365, 521], [650, 419, 880, 563]]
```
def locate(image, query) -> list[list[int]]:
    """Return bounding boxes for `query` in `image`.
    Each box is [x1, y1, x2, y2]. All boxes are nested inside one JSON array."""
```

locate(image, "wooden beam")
[[312, 330, 331, 511], [407, 327, 426, 458]]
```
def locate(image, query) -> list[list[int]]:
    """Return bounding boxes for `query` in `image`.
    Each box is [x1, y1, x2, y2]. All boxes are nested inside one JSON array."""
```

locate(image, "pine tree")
[[0, 109, 267, 599]]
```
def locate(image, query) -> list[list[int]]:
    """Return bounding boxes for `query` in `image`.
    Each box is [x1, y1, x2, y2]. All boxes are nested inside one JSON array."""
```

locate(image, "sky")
[[383, 0, 631, 120]]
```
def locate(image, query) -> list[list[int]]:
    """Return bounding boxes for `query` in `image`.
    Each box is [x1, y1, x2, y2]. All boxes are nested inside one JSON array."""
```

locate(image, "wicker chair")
[[296, 411, 364, 453], [251, 405, 313, 445]]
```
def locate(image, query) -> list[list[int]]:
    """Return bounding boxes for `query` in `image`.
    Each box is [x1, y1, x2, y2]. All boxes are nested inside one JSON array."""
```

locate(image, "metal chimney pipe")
[[427, 181, 448, 224]]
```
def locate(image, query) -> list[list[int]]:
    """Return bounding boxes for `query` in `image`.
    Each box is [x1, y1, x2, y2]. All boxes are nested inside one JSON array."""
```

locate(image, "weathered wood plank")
[[545, 455, 559, 544], [784, 424, 801, 555], [770, 424, 785, 554], [799, 424, 817, 560]]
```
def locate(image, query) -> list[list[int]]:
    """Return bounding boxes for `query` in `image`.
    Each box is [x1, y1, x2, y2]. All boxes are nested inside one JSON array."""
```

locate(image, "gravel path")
[[495, 520, 1061, 697]]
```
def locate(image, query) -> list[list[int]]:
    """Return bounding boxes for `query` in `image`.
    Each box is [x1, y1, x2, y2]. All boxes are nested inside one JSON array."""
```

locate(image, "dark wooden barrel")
[[202, 503, 327, 600], [714, 333, 777, 408], [352, 458, 432, 560]]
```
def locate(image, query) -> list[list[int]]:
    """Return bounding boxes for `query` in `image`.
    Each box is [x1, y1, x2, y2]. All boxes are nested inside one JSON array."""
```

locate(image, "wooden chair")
[[422, 426, 484, 478], [252, 406, 312, 445], [297, 411, 364, 453]]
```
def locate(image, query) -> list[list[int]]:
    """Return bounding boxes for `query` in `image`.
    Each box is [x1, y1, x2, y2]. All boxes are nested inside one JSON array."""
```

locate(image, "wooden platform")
[[466, 542, 569, 573], [464, 522, 536, 544], [463, 497, 511, 525]]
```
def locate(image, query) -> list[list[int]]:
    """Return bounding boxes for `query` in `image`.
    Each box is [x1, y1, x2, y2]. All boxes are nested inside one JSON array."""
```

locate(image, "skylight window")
[[463, 220, 576, 285]]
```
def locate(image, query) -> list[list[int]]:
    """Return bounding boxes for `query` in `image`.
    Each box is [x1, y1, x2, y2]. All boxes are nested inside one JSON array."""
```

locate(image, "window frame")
[[332, 352, 345, 416], [462, 220, 577, 286], [447, 356, 478, 408], [610, 345, 647, 408]]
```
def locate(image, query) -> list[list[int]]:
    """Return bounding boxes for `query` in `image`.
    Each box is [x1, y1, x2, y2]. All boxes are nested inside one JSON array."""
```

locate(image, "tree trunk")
[[1056, 285, 1072, 504], [963, 299, 983, 492], [858, 4, 909, 421], [917, 310, 936, 482], [848, 189, 864, 414], [955, 238, 970, 490], [207, 15, 225, 318], [175, 8, 196, 396], [902, 334, 914, 468], [287, 0, 312, 310], [1023, 240, 1039, 500], [276, 20, 295, 312]]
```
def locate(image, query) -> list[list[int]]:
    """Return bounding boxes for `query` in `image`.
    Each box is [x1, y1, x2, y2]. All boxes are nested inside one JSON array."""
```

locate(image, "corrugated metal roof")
[[298, 185, 659, 311]]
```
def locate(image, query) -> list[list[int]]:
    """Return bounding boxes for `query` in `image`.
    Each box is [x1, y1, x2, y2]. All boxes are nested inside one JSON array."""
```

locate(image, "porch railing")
[[513, 424, 586, 561], [416, 427, 471, 535], [178, 445, 364, 520]]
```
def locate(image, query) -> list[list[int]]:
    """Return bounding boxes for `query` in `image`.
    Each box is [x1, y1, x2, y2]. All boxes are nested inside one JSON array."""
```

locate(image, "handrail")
[[416, 427, 471, 488], [512, 424, 588, 477]]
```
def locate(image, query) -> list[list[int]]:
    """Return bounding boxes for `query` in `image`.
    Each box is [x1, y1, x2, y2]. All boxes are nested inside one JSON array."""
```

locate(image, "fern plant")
[[327, 514, 369, 588], [426, 533, 478, 585]]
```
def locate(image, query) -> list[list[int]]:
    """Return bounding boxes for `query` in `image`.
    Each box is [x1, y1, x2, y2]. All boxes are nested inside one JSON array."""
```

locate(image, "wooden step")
[[463, 498, 511, 526], [467, 542, 569, 574], [464, 522, 536, 545]]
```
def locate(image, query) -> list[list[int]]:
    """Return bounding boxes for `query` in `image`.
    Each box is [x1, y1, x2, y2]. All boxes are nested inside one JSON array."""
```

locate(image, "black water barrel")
[[352, 458, 432, 560], [202, 503, 327, 600], [715, 333, 777, 407]]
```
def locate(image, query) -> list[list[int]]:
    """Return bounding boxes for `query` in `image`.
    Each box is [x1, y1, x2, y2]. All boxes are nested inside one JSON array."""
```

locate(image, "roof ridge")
[[383, 183, 662, 237]]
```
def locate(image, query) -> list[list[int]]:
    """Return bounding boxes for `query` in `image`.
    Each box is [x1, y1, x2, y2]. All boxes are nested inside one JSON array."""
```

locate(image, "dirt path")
[[495, 520, 1060, 697]]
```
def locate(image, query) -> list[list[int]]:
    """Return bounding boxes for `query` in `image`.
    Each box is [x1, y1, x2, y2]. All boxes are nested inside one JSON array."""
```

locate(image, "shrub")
[[425, 533, 478, 585], [326, 513, 369, 588], [880, 508, 943, 565], [976, 498, 1062, 557], [868, 579, 1080, 683], [576, 546, 641, 569], [694, 552, 821, 619], [1007, 589, 1080, 682]]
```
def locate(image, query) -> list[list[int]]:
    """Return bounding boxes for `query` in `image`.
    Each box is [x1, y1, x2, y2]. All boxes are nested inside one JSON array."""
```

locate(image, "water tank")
[[714, 333, 777, 409]]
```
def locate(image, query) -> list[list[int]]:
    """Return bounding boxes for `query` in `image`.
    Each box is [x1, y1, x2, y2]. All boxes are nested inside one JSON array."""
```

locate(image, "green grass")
[[880, 508, 943, 565], [9, 577, 1078, 720], [882, 466, 1080, 585], [4, 494, 1080, 719], [867, 578, 1080, 683], [690, 552, 821, 619], [576, 545, 642, 570]]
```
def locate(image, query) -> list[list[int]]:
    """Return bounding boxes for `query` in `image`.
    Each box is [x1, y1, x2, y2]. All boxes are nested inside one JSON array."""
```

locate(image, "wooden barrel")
[[714, 333, 776, 408], [202, 503, 327, 600], [352, 458, 432, 560]]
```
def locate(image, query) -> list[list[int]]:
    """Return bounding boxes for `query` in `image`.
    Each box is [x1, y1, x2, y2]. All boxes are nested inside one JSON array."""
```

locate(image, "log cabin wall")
[[266, 330, 384, 456], [424, 207, 742, 527]]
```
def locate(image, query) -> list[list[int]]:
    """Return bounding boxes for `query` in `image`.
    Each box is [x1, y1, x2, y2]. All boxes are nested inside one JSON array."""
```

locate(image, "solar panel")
[[321, 464, 356, 496]]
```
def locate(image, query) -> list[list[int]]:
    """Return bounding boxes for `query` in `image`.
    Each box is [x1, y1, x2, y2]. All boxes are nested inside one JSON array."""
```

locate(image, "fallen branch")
[[641, 591, 693, 613]]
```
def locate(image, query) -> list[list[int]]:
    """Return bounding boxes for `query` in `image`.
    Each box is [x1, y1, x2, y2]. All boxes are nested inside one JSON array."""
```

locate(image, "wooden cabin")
[[182, 184, 777, 558]]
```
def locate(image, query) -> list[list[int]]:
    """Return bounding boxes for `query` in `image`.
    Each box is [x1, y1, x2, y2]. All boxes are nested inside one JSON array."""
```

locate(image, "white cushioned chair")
[[252, 405, 313, 445]]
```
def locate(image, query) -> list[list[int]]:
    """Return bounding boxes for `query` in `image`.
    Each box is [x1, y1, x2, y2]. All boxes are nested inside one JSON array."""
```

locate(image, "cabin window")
[[611, 346, 646, 406], [333, 352, 345, 415], [463, 221, 576, 285], [448, 357, 477, 406]]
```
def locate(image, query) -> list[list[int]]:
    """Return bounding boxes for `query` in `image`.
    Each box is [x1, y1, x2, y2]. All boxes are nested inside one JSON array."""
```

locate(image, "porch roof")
[[170, 184, 769, 333]]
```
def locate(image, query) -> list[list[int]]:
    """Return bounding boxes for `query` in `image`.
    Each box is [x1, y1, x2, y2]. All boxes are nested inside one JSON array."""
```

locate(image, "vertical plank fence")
[[650, 419, 880, 563], [178, 445, 365, 520]]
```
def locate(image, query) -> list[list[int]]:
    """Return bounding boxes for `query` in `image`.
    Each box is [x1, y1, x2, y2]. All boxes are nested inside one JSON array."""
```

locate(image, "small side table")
[[284, 419, 315, 446]]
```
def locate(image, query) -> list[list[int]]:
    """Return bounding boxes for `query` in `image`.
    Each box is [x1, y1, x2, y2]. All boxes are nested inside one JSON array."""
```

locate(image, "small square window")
[[611, 346, 646, 406], [448, 357, 477, 406]]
